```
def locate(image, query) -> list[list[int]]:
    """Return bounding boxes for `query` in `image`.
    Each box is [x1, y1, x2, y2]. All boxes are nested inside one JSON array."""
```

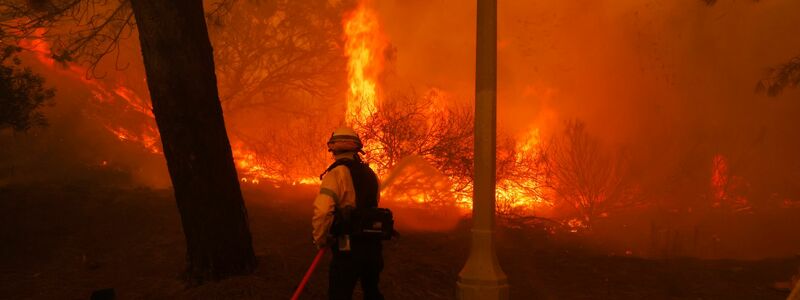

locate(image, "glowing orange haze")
[[19, 4, 551, 213], [21, 1, 779, 218]]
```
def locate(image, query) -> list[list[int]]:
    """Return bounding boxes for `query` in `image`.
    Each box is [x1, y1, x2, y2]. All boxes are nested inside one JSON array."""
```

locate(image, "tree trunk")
[[129, 0, 256, 283]]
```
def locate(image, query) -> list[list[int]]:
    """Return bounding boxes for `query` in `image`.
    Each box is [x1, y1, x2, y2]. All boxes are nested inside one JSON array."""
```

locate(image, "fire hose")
[[290, 248, 326, 300]]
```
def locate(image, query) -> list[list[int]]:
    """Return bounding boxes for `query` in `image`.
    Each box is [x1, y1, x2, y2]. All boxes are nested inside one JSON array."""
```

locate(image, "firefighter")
[[312, 127, 384, 300]]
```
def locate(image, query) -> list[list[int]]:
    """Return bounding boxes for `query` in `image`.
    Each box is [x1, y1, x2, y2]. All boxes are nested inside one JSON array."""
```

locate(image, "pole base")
[[457, 279, 509, 300], [457, 229, 509, 300]]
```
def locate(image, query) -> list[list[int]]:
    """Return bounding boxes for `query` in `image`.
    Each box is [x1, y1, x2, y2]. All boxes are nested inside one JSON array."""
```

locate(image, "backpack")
[[321, 156, 394, 241]]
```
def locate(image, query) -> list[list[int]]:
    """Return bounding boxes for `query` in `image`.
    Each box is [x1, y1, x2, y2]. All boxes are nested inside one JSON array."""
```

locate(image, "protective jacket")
[[312, 152, 379, 247]]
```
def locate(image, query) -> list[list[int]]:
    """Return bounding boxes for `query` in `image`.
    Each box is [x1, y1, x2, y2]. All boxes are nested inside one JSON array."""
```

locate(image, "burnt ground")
[[0, 183, 797, 300]]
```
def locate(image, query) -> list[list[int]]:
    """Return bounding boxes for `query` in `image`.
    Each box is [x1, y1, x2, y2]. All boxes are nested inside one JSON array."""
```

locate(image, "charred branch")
[[0, 0, 136, 77], [211, 0, 350, 114]]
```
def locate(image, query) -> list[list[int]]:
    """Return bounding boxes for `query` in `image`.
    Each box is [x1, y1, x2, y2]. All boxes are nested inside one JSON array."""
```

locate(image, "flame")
[[343, 4, 384, 126], [105, 125, 160, 154], [711, 154, 729, 207], [506, 128, 549, 211], [710, 154, 751, 212], [340, 5, 552, 212], [112, 86, 154, 117], [230, 143, 317, 185], [475, 128, 551, 212], [565, 218, 585, 233], [17, 28, 96, 78]]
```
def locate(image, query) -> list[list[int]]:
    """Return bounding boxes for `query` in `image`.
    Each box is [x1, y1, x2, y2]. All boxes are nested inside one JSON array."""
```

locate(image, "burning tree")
[[354, 88, 550, 213], [494, 130, 551, 216], [544, 120, 630, 230], [357, 90, 472, 176], [355, 89, 475, 209]]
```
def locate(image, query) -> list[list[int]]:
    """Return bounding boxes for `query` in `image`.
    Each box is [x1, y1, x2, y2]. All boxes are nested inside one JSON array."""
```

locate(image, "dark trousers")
[[329, 240, 384, 300]]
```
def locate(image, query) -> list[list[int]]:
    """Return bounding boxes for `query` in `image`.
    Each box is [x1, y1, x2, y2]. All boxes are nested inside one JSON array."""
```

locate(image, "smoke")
[[377, 0, 799, 130], [380, 155, 462, 232], [369, 0, 800, 257], [373, 0, 800, 193]]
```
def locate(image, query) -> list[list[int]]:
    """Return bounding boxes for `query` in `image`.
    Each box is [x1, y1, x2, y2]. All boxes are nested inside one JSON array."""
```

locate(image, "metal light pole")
[[457, 0, 509, 299]]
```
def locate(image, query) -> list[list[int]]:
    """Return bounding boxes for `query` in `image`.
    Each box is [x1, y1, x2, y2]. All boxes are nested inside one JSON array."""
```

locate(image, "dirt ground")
[[0, 183, 797, 299]]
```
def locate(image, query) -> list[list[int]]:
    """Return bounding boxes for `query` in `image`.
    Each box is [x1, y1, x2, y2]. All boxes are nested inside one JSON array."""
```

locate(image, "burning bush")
[[543, 120, 631, 230], [356, 90, 471, 175], [351, 88, 552, 215], [354, 89, 472, 209]]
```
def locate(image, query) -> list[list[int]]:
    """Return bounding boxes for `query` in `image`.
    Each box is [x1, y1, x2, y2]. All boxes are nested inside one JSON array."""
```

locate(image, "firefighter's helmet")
[[327, 127, 363, 153]]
